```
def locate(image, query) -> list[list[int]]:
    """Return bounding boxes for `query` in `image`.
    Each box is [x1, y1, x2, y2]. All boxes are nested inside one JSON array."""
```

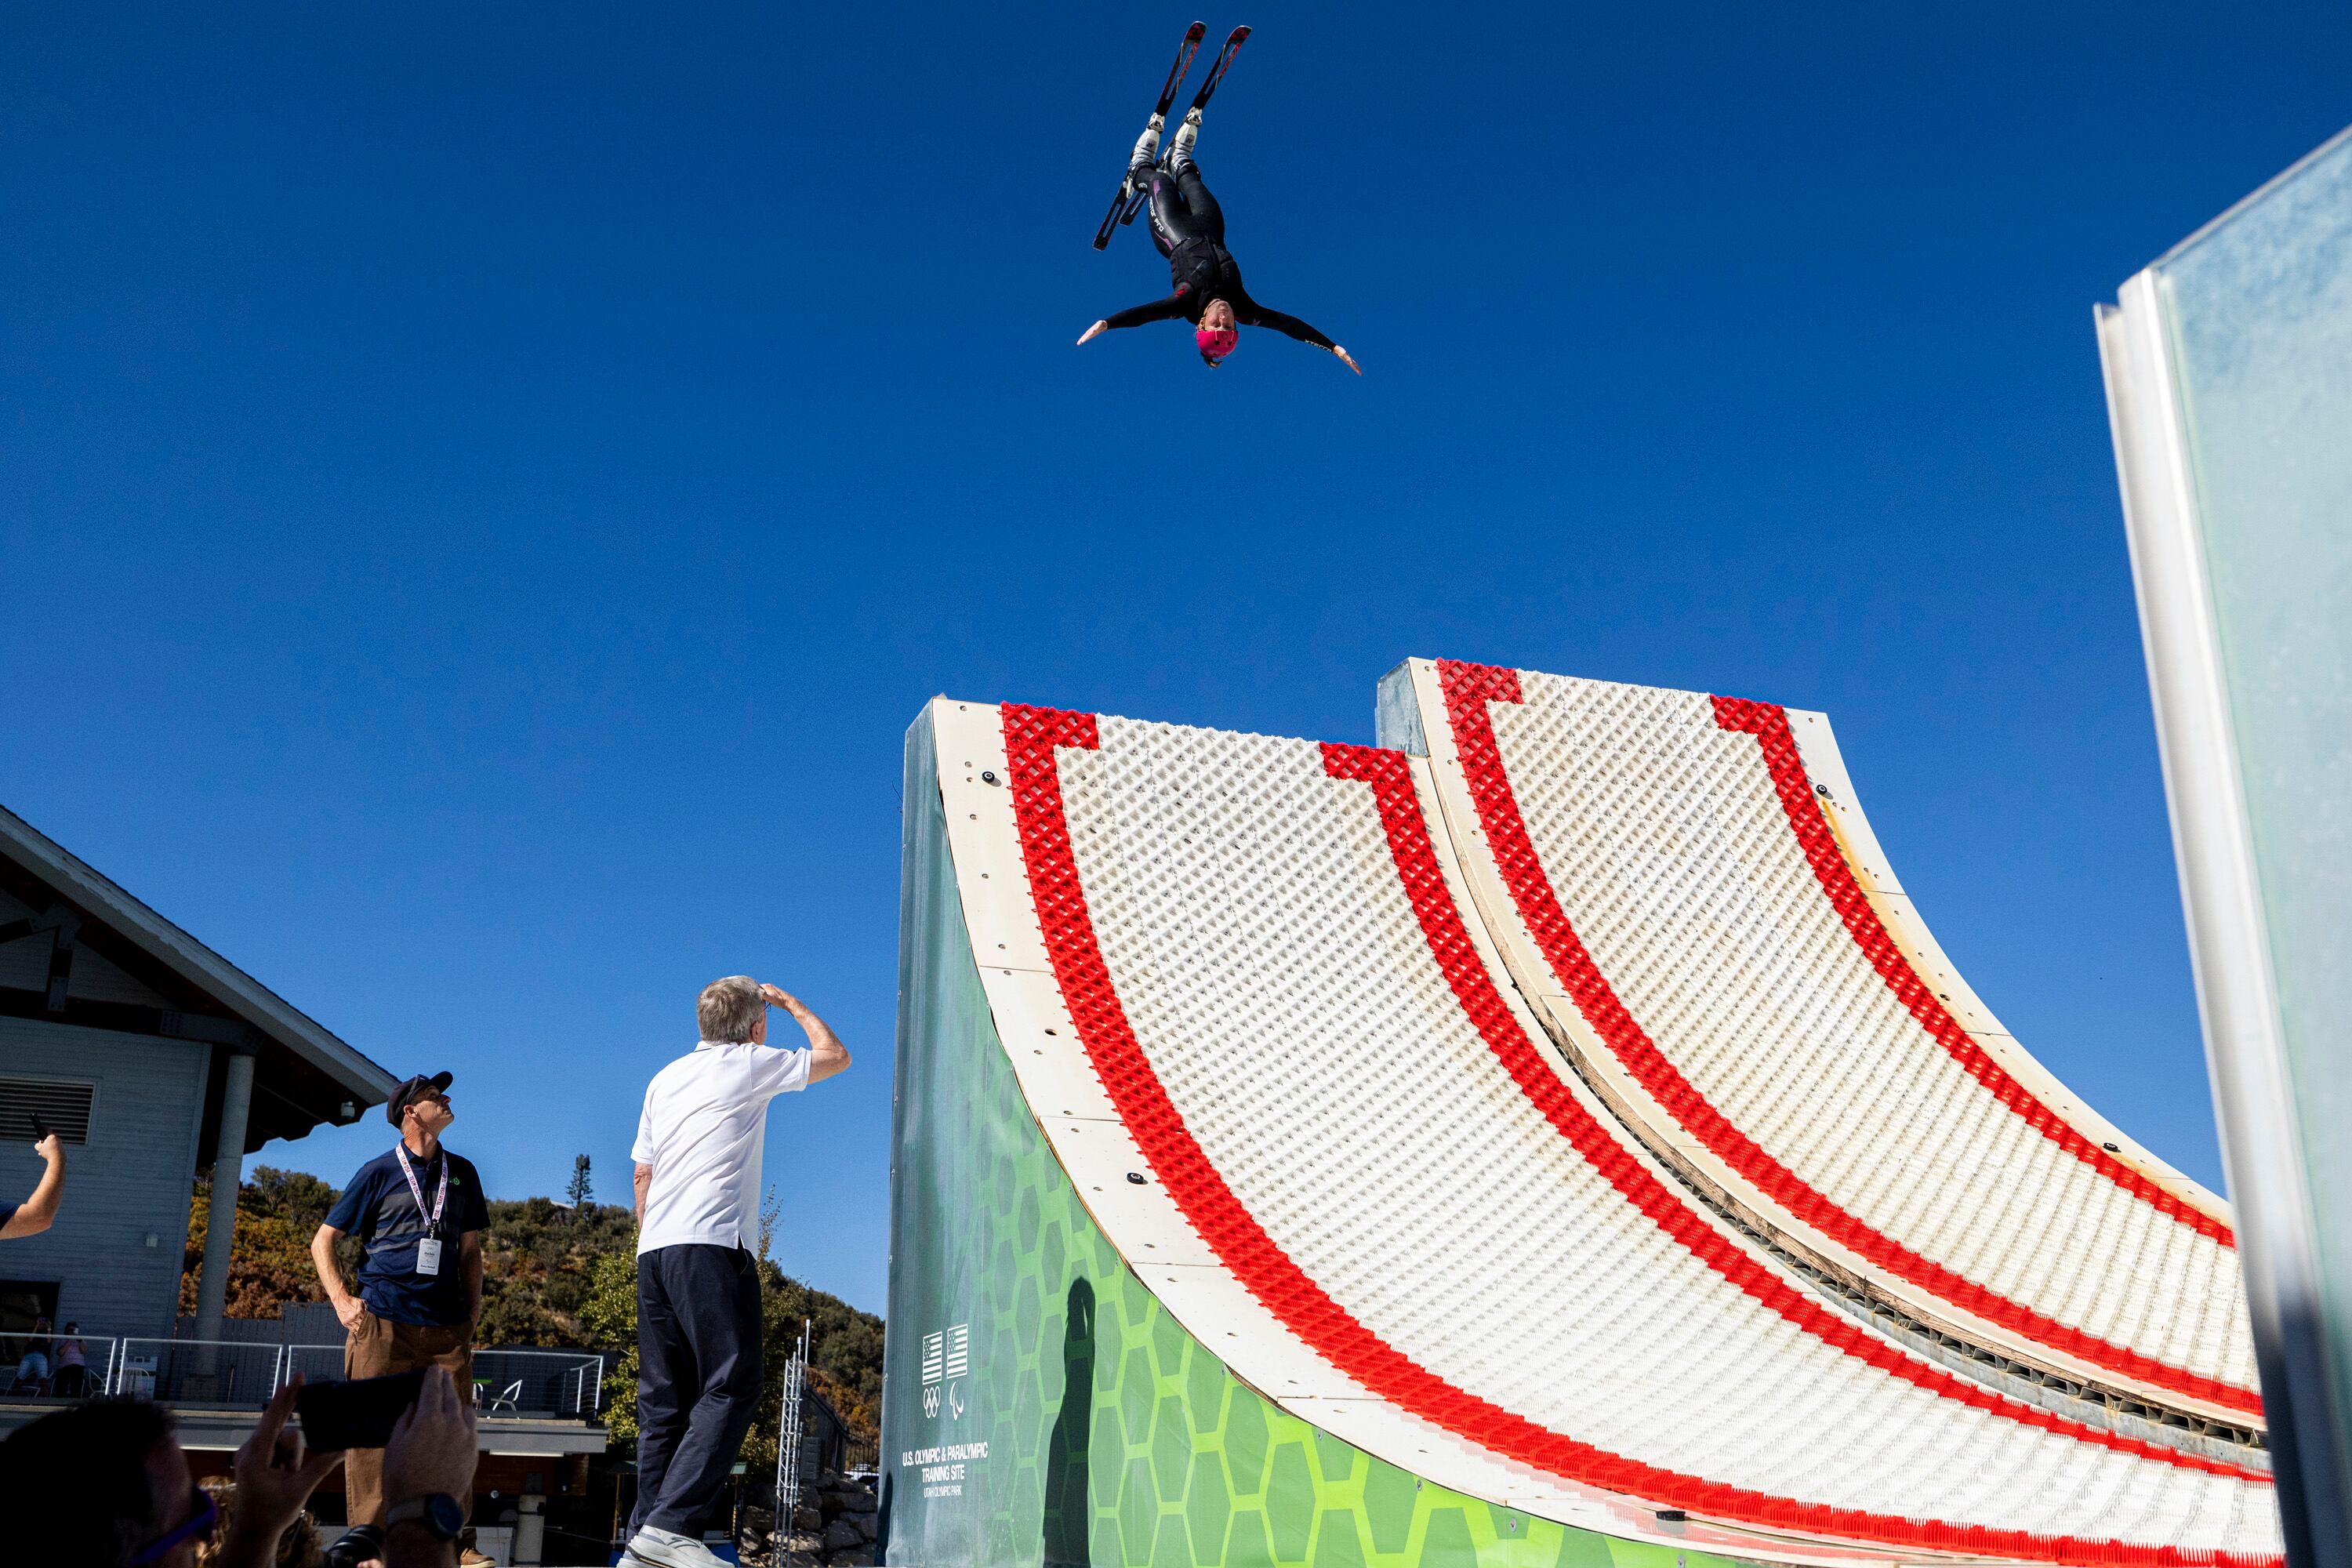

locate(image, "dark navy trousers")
[[633, 1243, 764, 1536]]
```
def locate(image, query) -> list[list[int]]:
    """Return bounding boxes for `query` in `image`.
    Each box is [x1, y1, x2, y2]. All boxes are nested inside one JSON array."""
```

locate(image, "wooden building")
[[0, 800, 397, 1351]]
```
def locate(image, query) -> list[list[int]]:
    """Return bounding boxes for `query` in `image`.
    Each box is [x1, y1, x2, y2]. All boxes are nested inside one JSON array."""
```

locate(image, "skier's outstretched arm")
[[1240, 303, 1359, 373], [1079, 293, 1192, 344]]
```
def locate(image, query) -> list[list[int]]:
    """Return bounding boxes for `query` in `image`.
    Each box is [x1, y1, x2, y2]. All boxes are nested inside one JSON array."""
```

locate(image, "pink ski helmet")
[[1196, 323, 1239, 364]]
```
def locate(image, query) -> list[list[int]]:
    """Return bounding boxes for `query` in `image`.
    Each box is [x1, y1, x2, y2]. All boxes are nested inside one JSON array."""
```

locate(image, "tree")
[[245, 1167, 339, 1235], [579, 1250, 641, 1444], [178, 1174, 339, 1319], [565, 1154, 593, 1210]]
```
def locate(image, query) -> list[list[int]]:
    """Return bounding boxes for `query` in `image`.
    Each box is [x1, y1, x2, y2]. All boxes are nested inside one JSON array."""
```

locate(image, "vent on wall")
[[0, 1079, 96, 1144]]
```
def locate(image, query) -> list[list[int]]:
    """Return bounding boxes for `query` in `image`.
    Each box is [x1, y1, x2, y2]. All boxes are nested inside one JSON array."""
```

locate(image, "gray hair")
[[697, 975, 766, 1043]]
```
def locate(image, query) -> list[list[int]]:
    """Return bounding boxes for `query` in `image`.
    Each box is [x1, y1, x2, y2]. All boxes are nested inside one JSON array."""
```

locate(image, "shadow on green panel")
[[1044, 1279, 1096, 1567]]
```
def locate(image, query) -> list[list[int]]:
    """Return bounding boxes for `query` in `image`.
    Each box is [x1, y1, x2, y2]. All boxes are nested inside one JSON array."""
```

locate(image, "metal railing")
[[469, 1349, 607, 1418], [285, 1344, 604, 1417], [91, 1341, 604, 1418], [106, 1338, 291, 1404], [2, 1332, 118, 1399]]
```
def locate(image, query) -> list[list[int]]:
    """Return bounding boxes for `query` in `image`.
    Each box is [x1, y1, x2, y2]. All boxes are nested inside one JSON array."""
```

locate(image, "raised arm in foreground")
[[1, 1134, 64, 1238]]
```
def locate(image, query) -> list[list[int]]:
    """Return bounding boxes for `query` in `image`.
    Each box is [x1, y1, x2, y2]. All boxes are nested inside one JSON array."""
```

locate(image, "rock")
[[793, 1505, 825, 1531], [822, 1519, 864, 1552], [840, 1491, 878, 1515], [831, 1550, 875, 1567], [851, 1511, 877, 1542]]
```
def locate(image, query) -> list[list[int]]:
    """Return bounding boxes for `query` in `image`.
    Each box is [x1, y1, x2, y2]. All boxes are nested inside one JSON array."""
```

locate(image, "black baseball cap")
[[385, 1071, 454, 1126]]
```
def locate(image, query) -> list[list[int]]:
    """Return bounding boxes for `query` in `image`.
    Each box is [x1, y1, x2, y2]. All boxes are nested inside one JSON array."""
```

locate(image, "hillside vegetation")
[[180, 1164, 883, 1454]]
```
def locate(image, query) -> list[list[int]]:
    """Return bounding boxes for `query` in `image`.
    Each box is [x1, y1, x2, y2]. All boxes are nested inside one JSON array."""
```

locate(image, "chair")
[[485, 1379, 523, 1414]]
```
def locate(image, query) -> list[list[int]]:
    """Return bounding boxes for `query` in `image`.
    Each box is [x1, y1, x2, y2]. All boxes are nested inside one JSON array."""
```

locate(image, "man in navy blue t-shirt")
[[311, 1070, 492, 1564]]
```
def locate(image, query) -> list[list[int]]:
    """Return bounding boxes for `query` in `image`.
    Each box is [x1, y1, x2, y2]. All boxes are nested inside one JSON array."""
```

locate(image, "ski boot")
[[1166, 106, 1203, 174], [1123, 114, 1164, 201]]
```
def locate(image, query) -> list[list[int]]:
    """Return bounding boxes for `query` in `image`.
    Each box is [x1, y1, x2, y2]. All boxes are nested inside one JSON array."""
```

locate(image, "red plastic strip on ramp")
[[1432, 661, 2258, 1417], [996, 703, 2274, 1568]]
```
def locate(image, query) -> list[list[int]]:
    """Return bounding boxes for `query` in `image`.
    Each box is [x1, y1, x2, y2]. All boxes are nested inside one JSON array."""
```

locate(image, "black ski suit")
[[1100, 159, 1337, 350]]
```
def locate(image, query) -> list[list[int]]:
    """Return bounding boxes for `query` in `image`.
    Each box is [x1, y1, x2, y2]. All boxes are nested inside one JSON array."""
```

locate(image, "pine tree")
[[565, 1153, 593, 1210]]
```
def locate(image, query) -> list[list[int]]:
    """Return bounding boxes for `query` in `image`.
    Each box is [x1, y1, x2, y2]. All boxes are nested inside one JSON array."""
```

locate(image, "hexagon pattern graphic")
[[885, 743, 1737, 1568]]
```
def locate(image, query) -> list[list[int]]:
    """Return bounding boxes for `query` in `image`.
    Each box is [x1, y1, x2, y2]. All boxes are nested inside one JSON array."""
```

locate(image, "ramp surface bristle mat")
[[1425, 662, 2255, 1418], [992, 703, 2280, 1566]]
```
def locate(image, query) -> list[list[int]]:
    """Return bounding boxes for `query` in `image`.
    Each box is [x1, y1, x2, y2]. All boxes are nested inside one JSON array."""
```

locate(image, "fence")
[[3, 1332, 119, 1398], [469, 1349, 606, 1417], [279, 1345, 605, 1417], [106, 1338, 290, 1404], [96, 1341, 604, 1417]]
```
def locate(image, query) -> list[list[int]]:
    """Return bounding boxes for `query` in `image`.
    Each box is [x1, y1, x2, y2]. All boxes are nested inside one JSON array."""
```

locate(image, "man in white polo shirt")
[[622, 976, 851, 1568]]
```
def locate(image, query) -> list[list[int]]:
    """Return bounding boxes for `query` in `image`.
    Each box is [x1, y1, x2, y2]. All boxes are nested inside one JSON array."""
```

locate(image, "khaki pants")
[[343, 1308, 475, 1528]]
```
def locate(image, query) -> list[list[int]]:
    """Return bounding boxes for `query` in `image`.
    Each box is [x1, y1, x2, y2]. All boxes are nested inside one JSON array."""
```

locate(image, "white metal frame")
[[2098, 273, 2347, 1564], [777, 1319, 810, 1516]]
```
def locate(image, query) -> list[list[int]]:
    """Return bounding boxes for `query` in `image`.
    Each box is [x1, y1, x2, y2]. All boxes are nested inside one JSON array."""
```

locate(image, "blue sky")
[[3, 5, 2344, 1314]]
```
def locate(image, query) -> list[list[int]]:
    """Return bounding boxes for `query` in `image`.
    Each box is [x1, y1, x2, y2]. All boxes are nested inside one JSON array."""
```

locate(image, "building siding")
[[0, 1017, 209, 1345]]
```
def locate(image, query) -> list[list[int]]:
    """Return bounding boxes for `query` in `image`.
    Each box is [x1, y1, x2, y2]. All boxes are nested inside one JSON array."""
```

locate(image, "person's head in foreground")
[[698, 974, 768, 1044], [1196, 297, 1239, 366], [0, 1370, 471, 1568], [194, 1477, 324, 1568], [0, 1396, 207, 1566]]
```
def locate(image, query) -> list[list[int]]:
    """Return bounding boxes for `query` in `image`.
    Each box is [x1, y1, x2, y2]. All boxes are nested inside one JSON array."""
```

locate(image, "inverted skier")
[[1078, 106, 1359, 373]]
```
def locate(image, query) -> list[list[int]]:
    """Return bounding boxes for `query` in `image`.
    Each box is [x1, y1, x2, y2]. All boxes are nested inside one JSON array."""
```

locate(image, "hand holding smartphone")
[[296, 1369, 428, 1451]]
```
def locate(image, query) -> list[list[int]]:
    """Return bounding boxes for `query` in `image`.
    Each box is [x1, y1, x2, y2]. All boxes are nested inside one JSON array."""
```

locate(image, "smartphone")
[[29, 1112, 49, 1143], [296, 1369, 427, 1450]]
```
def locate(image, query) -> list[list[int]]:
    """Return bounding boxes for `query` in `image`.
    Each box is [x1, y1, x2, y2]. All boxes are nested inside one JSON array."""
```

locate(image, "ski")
[[1118, 25, 1250, 230], [1181, 24, 1250, 124], [1093, 21, 1208, 251]]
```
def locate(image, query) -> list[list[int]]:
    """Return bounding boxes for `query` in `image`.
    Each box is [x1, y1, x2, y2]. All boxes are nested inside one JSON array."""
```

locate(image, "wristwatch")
[[386, 1494, 465, 1541]]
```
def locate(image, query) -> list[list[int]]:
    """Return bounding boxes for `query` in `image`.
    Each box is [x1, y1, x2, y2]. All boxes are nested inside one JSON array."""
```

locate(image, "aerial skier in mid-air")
[[1078, 24, 1359, 374]]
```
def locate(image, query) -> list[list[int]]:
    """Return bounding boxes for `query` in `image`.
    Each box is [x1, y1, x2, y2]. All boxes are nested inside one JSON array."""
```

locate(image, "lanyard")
[[395, 1145, 449, 1240]]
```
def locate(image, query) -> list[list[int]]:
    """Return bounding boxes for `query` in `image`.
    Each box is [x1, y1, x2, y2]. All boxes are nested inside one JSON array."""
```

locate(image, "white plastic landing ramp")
[[1397, 659, 2257, 1428], [927, 698, 2281, 1568]]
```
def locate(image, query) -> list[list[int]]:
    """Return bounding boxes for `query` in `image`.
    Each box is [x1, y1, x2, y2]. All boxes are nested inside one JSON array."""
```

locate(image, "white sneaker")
[[624, 1527, 731, 1568]]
